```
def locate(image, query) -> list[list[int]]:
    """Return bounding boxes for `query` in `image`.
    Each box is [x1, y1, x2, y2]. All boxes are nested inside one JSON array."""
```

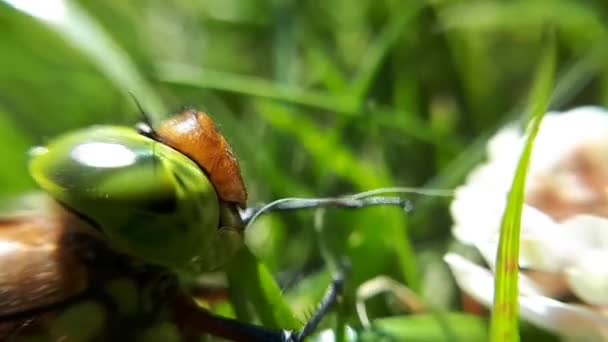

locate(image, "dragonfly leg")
[[174, 268, 346, 342], [283, 267, 346, 342], [173, 292, 288, 342]]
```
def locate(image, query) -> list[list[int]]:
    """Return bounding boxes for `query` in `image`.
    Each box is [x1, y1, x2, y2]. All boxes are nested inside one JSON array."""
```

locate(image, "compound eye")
[[29, 126, 222, 271]]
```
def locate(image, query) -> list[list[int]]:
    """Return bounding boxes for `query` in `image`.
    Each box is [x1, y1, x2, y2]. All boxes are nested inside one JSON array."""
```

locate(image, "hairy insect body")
[[0, 202, 182, 341]]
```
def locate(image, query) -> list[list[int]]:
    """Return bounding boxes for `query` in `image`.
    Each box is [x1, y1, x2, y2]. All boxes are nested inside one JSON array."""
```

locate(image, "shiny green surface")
[[29, 126, 242, 273]]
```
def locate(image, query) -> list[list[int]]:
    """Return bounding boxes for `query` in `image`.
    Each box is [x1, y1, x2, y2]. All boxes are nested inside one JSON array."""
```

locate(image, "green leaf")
[[490, 40, 556, 342]]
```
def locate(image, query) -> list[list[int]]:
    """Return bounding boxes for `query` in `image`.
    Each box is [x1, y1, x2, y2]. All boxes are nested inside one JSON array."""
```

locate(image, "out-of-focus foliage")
[[1, 0, 607, 340]]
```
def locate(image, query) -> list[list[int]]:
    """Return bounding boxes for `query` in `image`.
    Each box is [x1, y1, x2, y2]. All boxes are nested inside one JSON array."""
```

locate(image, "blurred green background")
[[0, 0, 606, 340]]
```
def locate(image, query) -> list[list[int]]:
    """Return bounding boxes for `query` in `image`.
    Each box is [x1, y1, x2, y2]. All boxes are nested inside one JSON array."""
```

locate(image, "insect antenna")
[[129, 92, 158, 139], [240, 187, 454, 229], [128, 92, 161, 174]]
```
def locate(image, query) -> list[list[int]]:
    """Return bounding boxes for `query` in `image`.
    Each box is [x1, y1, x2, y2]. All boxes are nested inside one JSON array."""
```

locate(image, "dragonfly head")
[[29, 123, 245, 274]]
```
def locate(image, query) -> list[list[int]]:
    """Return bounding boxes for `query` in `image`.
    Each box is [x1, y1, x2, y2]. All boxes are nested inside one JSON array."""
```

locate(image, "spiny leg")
[[284, 268, 346, 342], [173, 292, 286, 342]]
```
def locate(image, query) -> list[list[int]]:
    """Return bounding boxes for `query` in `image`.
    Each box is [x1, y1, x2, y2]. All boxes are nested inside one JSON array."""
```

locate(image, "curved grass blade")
[[490, 41, 556, 342], [350, 1, 425, 108], [157, 62, 354, 114], [156, 2, 424, 115], [2, 0, 166, 118]]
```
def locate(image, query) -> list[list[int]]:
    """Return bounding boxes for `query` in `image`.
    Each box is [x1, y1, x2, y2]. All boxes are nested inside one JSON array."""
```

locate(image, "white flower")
[[446, 107, 608, 340]]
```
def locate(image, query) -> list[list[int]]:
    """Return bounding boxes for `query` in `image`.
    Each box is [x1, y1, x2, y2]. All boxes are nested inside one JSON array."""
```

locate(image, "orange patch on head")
[[156, 110, 248, 206]]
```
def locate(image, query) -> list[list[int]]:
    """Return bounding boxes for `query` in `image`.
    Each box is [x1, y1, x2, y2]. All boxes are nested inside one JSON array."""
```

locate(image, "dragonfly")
[[0, 107, 412, 341]]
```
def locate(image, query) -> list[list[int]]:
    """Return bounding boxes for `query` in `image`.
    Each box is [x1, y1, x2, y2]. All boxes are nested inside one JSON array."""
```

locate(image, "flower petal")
[[530, 107, 608, 175], [486, 125, 523, 162], [566, 250, 608, 306], [444, 253, 608, 340], [463, 203, 561, 272], [451, 187, 505, 245], [560, 215, 608, 250], [451, 107, 608, 247], [444, 253, 543, 298], [519, 295, 608, 341]]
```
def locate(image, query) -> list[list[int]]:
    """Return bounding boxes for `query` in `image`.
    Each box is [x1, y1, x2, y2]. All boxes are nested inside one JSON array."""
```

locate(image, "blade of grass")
[[304, 44, 349, 94], [253, 100, 392, 189], [157, 62, 355, 114], [370, 106, 457, 147], [156, 3, 424, 115], [0, 108, 33, 195], [2, 0, 166, 118], [226, 247, 301, 330], [350, 2, 425, 107], [490, 41, 556, 342]]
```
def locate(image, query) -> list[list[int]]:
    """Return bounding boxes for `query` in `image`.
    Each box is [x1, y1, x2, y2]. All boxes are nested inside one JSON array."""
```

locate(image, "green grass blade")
[[226, 247, 301, 330], [156, 2, 424, 116], [350, 2, 424, 106], [2, 0, 166, 117], [253, 100, 392, 189], [157, 62, 354, 114], [490, 42, 556, 342], [0, 109, 33, 195]]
